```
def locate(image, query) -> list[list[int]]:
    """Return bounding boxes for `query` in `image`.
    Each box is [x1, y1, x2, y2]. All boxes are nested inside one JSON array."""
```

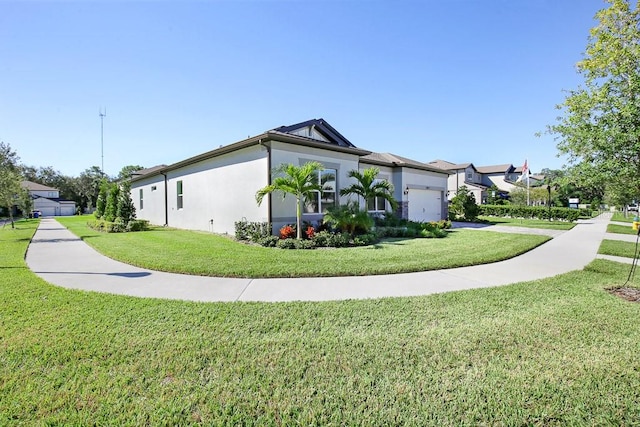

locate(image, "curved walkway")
[[26, 214, 612, 302]]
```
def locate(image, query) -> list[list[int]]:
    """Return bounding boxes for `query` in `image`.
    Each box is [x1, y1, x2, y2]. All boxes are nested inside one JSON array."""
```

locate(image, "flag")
[[517, 160, 529, 182]]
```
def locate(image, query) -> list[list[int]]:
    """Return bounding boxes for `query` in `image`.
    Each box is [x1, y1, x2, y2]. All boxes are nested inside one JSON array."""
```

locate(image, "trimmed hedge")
[[87, 219, 150, 233], [478, 205, 589, 222]]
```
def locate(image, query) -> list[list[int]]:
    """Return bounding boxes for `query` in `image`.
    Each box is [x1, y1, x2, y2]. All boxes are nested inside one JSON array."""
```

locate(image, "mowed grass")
[[477, 215, 576, 230], [612, 211, 637, 223], [56, 216, 550, 278], [608, 223, 639, 235], [3, 220, 640, 424], [599, 239, 639, 259]]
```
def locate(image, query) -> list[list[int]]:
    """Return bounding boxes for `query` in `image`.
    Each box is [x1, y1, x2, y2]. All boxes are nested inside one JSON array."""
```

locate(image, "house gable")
[[271, 118, 356, 148]]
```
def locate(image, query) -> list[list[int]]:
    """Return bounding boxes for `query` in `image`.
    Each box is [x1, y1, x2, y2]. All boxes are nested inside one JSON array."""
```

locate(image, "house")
[[22, 181, 76, 216], [428, 160, 524, 203], [130, 119, 450, 234]]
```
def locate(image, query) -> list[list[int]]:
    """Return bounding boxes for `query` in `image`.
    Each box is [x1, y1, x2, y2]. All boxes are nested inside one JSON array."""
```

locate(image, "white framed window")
[[466, 171, 473, 180], [367, 195, 387, 212], [177, 180, 183, 209], [304, 168, 337, 214], [139, 189, 144, 210]]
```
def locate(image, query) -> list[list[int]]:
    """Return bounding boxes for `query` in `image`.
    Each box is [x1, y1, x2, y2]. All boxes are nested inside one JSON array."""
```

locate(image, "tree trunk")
[[296, 197, 302, 239]]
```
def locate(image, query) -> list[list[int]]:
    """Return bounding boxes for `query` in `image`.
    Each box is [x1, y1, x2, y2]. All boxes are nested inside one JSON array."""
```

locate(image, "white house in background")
[[130, 119, 450, 235], [428, 160, 524, 203], [22, 181, 76, 216]]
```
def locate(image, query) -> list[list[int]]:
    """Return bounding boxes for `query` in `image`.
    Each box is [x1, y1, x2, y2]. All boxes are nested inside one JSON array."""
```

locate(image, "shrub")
[[258, 235, 279, 247], [126, 219, 150, 232], [235, 220, 272, 242], [294, 239, 315, 250], [276, 238, 297, 249], [305, 225, 316, 239], [312, 230, 333, 247], [323, 203, 373, 235], [112, 217, 126, 233], [353, 233, 378, 246], [479, 205, 582, 222], [449, 186, 479, 221], [279, 224, 296, 239]]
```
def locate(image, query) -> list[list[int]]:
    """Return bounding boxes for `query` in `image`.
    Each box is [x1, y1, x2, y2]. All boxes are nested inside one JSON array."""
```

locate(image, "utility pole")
[[99, 108, 107, 175]]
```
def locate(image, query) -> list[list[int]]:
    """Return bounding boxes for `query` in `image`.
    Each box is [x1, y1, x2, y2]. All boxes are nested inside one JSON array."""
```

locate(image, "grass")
[[3, 219, 640, 424], [599, 239, 639, 259], [612, 212, 637, 223], [55, 216, 550, 278], [477, 215, 576, 230], [607, 223, 639, 235]]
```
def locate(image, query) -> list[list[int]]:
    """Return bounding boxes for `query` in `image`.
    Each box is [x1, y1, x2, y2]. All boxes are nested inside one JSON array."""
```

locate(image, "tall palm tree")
[[256, 161, 325, 239], [340, 167, 398, 212]]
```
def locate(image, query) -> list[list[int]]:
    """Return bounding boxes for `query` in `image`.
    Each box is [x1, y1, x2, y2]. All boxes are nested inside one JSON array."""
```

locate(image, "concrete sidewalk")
[[26, 214, 612, 303]]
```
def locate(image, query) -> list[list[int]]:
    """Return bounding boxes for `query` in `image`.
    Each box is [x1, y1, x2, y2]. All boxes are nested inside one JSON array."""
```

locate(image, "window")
[[48, 192, 56, 197], [466, 171, 473, 180], [304, 168, 337, 214], [177, 181, 183, 209], [367, 195, 387, 212], [139, 189, 144, 210]]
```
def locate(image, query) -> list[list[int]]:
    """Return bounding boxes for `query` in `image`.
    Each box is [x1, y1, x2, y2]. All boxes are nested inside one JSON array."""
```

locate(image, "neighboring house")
[[428, 160, 525, 203], [130, 119, 450, 235], [22, 181, 76, 216]]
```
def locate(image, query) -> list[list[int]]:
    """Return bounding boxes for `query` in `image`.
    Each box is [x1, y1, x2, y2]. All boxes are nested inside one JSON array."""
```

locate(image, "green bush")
[[479, 205, 581, 222], [234, 220, 272, 242], [353, 233, 378, 246], [449, 186, 479, 221], [276, 238, 298, 249], [258, 235, 279, 247], [294, 239, 315, 250], [126, 219, 150, 232], [312, 230, 333, 247]]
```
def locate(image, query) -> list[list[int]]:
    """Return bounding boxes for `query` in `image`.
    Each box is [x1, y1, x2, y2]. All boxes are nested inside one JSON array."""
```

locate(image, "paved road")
[[26, 214, 612, 302]]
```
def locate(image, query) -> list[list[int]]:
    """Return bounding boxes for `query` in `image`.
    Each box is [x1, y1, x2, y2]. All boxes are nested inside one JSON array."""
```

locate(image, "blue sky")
[[1, 0, 604, 177]]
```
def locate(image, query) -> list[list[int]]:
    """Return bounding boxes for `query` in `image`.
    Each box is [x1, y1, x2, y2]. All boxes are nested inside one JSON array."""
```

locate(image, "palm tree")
[[339, 167, 398, 212], [256, 161, 325, 239]]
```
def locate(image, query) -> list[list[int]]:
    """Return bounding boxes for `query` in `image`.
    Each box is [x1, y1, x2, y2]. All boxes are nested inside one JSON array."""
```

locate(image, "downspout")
[[259, 139, 272, 225], [160, 172, 168, 226]]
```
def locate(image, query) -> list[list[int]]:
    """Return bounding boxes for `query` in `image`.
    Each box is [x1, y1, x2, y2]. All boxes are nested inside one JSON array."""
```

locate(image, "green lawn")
[[599, 239, 639, 258], [612, 211, 638, 223], [607, 223, 639, 235], [477, 215, 576, 230], [3, 219, 640, 424], [56, 216, 550, 278]]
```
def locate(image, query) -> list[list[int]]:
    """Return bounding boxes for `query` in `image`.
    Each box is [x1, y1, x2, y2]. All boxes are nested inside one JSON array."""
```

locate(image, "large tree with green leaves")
[[0, 142, 27, 228], [256, 162, 325, 239], [549, 0, 640, 202], [339, 167, 398, 212]]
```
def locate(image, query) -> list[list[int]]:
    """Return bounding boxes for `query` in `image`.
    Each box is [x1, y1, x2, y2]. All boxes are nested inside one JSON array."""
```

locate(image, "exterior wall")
[[131, 145, 269, 234], [395, 168, 449, 221], [131, 174, 167, 227], [353, 164, 395, 212], [31, 189, 59, 198], [269, 141, 361, 231], [32, 198, 75, 216], [446, 170, 483, 204]]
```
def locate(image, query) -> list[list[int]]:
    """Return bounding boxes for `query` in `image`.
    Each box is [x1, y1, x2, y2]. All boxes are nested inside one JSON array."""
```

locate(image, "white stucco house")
[[130, 119, 451, 235], [22, 181, 76, 216]]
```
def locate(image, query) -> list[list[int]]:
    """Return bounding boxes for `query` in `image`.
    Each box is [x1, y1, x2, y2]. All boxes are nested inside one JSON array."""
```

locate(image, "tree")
[[339, 167, 398, 212], [117, 165, 144, 181], [0, 142, 24, 228], [448, 186, 479, 221], [95, 179, 109, 218], [104, 183, 120, 222], [76, 166, 105, 212], [549, 0, 640, 201], [323, 202, 373, 236], [256, 162, 325, 239], [116, 179, 136, 224]]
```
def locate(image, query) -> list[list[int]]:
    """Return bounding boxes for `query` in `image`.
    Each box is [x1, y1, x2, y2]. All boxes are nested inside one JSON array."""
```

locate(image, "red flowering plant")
[[305, 225, 316, 239], [279, 224, 296, 239]]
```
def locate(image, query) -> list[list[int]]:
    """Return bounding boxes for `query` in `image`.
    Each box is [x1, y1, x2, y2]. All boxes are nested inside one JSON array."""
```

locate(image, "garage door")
[[408, 189, 442, 222]]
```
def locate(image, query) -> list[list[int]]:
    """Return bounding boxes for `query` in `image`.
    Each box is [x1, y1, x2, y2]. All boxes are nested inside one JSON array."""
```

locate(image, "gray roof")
[[271, 118, 356, 148], [427, 159, 474, 171], [22, 180, 58, 192], [476, 164, 515, 174], [362, 153, 451, 174]]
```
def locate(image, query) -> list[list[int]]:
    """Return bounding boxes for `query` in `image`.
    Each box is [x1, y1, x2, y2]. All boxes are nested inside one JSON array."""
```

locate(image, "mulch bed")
[[608, 287, 640, 303]]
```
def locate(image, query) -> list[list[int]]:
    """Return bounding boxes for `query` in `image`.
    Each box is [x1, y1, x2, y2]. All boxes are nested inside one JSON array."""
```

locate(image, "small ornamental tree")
[[256, 162, 325, 239], [340, 167, 398, 212], [116, 180, 136, 225], [104, 183, 120, 222], [95, 179, 108, 218], [448, 185, 479, 221]]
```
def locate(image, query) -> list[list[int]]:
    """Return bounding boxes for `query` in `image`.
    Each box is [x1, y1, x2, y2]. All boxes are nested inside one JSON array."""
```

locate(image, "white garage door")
[[408, 189, 442, 222]]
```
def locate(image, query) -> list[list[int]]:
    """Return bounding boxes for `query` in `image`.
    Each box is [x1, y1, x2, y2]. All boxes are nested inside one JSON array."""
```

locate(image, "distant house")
[[22, 181, 76, 216], [428, 160, 525, 203], [130, 119, 451, 234]]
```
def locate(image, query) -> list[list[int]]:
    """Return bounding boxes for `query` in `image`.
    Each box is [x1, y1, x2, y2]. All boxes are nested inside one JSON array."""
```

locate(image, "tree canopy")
[[549, 0, 640, 204]]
